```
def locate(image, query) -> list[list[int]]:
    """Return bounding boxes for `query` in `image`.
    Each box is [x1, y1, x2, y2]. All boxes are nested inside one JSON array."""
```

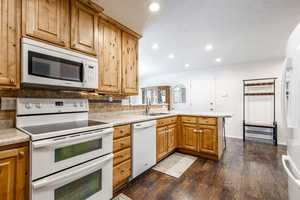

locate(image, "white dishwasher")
[[132, 120, 157, 178]]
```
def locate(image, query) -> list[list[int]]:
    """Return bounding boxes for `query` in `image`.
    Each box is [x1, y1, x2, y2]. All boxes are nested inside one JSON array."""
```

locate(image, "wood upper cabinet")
[[0, 0, 20, 88], [156, 127, 168, 161], [181, 123, 198, 151], [0, 146, 28, 200], [98, 20, 122, 93], [22, 0, 70, 47], [122, 32, 139, 95], [198, 125, 218, 155], [168, 125, 177, 152], [71, 0, 98, 55]]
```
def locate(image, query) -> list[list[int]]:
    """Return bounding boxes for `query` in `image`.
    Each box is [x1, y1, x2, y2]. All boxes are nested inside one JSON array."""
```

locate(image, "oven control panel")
[[17, 98, 89, 115]]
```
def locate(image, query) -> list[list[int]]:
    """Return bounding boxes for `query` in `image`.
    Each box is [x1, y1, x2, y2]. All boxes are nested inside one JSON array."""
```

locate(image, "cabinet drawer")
[[113, 136, 131, 152], [181, 116, 197, 123], [114, 125, 131, 139], [198, 117, 217, 125], [113, 159, 131, 188], [168, 117, 177, 124], [157, 118, 170, 127], [113, 148, 131, 166]]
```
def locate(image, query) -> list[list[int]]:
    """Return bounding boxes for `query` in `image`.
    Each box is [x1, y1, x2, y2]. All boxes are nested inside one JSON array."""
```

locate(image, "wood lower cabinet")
[[198, 125, 217, 155], [167, 124, 177, 152], [156, 117, 177, 162], [156, 127, 168, 161], [113, 125, 131, 192], [0, 145, 28, 200], [113, 159, 131, 190], [179, 116, 220, 157], [22, 0, 70, 47], [121, 32, 139, 95], [0, 0, 20, 88], [98, 19, 122, 93], [71, 0, 98, 55], [181, 123, 198, 151]]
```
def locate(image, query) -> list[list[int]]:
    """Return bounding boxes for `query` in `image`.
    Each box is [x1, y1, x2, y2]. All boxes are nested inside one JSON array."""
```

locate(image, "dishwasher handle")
[[134, 121, 156, 129]]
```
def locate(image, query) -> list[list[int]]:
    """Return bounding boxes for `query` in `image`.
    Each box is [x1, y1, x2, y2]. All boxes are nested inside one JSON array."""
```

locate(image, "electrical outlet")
[[122, 99, 130, 106], [1, 98, 16, 110]]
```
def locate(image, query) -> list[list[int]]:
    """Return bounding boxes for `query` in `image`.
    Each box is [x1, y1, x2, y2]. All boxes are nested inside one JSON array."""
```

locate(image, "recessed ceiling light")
[[297, 45, 300, 50], [215, 58, 222, 63], [168, 54, 175, 59], [149, 2, 160, 12], [152, 43, 159, 50], [205, 44, 214, 51], [185, 64, 190, 68]]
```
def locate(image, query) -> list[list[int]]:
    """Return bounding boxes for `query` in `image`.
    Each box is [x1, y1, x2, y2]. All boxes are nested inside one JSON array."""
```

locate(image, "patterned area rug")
[[112, 193, 132, 200], [152, 152, 197, 178]]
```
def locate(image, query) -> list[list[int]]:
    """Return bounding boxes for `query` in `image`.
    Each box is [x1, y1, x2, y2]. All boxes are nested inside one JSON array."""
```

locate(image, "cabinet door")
[[156, 127, 168, 161], [122, 32, 139, 95], [198, 125, 218, 155], [0, 146, 28, 200], [98, 20, 121, 93], [167, 125, 177, 152], [181, 123, 198, 151], [22, 0, 69, 47], [0, 0, 20, 88], [71, 0, 98, 55]]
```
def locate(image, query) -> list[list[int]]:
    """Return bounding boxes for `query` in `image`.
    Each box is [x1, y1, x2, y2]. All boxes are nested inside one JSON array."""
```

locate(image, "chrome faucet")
[[145, 98, 151, 115]]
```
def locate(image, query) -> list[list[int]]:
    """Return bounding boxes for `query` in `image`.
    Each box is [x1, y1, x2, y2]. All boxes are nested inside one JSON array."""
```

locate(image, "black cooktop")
[[21, 120, 107, 135]]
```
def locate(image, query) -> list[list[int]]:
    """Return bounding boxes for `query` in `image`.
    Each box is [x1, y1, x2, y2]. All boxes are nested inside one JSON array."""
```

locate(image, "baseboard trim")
[[225, 135, 287, 146]]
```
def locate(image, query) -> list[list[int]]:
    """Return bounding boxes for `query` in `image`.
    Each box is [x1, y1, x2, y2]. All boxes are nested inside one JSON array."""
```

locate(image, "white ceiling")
[[95, 0, 300, 77]]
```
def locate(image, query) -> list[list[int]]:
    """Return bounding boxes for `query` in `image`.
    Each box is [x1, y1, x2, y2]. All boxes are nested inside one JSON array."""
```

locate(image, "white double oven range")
[[16, 98, 113, 200]]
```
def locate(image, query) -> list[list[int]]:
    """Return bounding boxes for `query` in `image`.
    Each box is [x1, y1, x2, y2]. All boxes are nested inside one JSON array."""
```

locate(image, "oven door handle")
[[32, 128, 113, 149], [32, 153, 113, 190]]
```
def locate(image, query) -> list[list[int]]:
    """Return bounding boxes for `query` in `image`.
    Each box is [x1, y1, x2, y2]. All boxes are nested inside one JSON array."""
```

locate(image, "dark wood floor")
[[119, 138, 288, 200]]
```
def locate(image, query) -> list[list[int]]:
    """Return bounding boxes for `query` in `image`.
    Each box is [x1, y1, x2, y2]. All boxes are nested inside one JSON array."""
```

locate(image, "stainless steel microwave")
[[21, 38, 98, 90]]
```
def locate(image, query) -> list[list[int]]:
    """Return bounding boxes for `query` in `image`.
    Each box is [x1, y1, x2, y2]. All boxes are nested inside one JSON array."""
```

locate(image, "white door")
[[190, 76, 215, 112]]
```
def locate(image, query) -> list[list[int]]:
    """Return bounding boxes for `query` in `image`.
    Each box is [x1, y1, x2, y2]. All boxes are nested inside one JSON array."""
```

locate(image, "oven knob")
[[73, 103, 78, 107], [25, 103, 32, 109], [80, 102, 84, 107], [35, 103, 41, 109]]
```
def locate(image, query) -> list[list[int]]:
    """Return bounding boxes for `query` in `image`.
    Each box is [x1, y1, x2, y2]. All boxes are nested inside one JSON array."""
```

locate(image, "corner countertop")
[[0, 129, 30, 147], [89, 111, 232, 126]]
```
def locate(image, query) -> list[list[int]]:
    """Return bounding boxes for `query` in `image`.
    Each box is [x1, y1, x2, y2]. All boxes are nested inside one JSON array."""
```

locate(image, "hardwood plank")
[[117, 138, 287, 200]]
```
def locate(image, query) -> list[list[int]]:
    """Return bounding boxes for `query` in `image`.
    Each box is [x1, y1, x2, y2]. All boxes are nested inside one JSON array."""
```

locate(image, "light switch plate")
[[1, 98, 16, 110]]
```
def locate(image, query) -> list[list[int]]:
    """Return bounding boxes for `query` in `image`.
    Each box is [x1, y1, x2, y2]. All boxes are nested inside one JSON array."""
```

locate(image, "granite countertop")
[[89, 111, 232, 126], [0, 129, 30, 147]]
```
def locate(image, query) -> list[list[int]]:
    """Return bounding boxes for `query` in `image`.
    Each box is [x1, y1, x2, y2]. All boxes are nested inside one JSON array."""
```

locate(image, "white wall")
[[141, 59, 287, 145]]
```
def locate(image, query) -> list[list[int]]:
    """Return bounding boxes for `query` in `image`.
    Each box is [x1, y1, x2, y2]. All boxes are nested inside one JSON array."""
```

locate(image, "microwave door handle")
[[32, 154, 113, 190], [82, 61, 87, 84], [32, 128, 113, 149]]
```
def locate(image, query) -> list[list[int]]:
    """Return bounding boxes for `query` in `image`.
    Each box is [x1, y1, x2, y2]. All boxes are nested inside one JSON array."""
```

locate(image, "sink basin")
[[147, 113, 170, 116]]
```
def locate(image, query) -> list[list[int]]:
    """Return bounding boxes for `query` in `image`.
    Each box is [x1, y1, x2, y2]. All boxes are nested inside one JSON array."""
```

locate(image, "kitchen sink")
[[147, 113, 170, 116]]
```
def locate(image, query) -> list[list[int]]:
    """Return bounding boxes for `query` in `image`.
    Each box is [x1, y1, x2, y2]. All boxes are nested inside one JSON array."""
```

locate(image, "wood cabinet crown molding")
[[98, 13, 142, 39], [78, 0, 104, 13]]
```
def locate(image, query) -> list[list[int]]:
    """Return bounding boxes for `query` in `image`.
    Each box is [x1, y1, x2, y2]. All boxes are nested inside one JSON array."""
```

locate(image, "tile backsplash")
[[0, 88, 167, 129]]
